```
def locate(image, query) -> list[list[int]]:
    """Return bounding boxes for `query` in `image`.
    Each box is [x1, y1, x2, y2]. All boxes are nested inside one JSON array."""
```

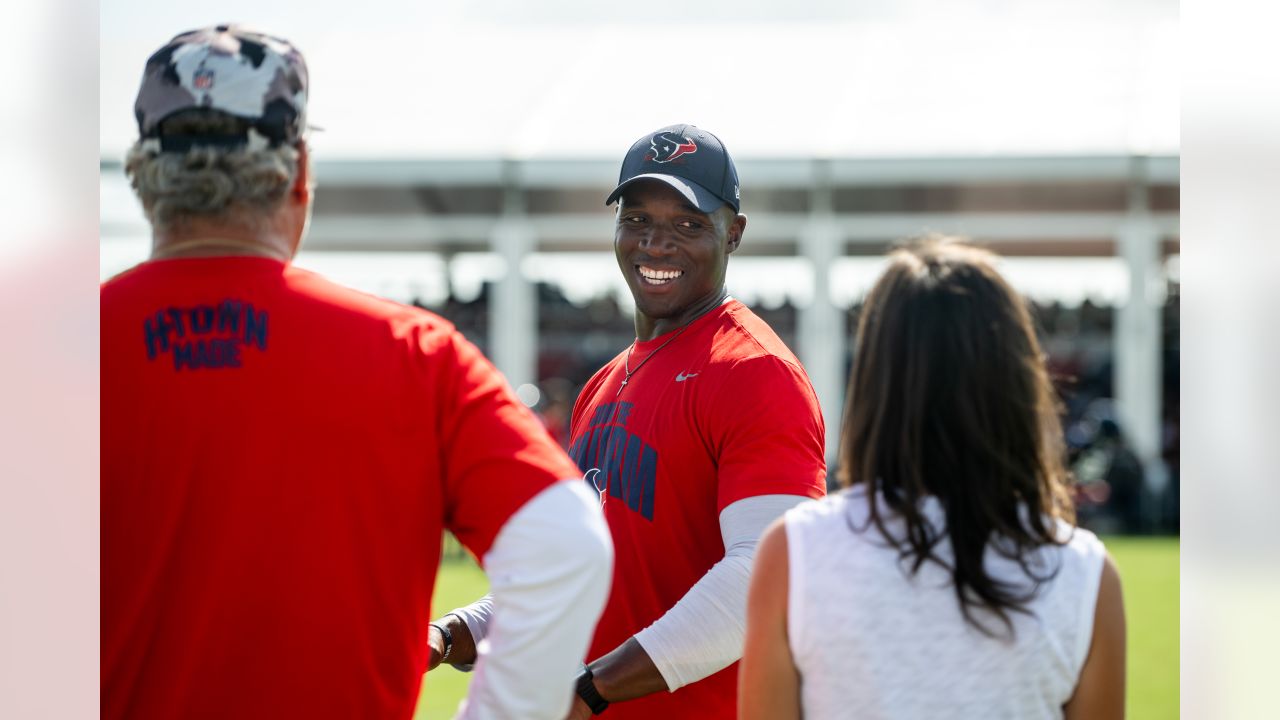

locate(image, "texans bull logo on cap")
[[605, 123, 741, 214], [648, 132, 697, 163]]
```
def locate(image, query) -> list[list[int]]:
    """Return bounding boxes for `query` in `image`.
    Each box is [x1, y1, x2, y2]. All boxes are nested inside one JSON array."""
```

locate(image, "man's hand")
[[427, 624, 446, 671], [423, 614, 478, 672], [560, 638, 667, 716]]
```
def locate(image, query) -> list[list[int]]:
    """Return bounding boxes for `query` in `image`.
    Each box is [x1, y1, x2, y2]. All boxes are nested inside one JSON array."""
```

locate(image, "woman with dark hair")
[[740, 239, 1125, 719]]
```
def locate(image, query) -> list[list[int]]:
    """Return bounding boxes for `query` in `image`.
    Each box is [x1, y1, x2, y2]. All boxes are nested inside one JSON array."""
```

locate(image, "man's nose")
[[638, 225, 677, 254]]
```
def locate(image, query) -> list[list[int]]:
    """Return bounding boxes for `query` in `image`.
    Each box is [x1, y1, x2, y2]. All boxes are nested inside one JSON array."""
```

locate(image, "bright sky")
[[100, 0, 1179, 161]]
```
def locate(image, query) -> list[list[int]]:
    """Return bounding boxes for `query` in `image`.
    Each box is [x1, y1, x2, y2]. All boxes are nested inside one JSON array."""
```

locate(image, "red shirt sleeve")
[[708, 354, 828, 511], [433, 327, 581, 559]]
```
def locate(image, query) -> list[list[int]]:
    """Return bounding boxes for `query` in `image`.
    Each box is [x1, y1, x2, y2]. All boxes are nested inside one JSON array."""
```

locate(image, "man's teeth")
[[639, 266, 683, 283]]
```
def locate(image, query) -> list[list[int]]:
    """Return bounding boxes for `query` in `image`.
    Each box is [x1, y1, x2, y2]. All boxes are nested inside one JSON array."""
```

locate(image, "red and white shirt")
[[569, 299, 827, 720], [102, 257, 578, 720]]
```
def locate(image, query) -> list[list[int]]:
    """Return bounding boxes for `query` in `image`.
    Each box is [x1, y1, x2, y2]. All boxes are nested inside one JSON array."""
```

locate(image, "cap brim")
[[605, 174, 725, 214]]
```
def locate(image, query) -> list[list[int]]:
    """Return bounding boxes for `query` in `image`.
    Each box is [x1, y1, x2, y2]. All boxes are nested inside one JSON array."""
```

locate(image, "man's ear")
[[726, 213, 747, 255], [291, 140, 311, 205]]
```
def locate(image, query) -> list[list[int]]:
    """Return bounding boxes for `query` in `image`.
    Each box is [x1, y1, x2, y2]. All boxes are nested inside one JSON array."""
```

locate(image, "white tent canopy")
[[100, 0, 1178, 160]]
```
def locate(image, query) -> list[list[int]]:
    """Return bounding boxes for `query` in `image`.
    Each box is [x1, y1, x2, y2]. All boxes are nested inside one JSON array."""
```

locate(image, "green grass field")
[[1109, 536, 1180, 720], [414, 536, 1178, 719]]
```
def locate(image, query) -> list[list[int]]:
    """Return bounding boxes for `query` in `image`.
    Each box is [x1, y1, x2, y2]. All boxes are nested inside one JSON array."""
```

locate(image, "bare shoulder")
[[753, 517, 790, 577], [1101, 552, 1123, 591], [746, 518, 791, 642], [1095, 552, 1125, 631], [1096, 552, 1126, 638]]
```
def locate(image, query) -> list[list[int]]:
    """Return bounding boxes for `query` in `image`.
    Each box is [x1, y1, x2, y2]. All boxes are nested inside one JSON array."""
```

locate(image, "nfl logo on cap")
[[193, 68, 215, 90]]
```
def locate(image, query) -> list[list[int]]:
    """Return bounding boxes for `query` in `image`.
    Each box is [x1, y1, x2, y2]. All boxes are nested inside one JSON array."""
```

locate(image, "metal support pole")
[[798, 160, 845, 470], [489, 163, 537, 390], [1115, 159, 1167, 511]]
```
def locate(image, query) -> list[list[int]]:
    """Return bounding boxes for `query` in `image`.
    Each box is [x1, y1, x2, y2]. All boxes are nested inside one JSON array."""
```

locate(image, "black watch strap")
[[575, 664, 610, 715], [430, 620, 453, 662]]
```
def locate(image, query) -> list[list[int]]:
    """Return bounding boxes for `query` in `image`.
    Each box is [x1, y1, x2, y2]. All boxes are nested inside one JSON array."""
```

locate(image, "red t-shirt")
[[568, 299, 827, 720], [102, 257, 578, 720]]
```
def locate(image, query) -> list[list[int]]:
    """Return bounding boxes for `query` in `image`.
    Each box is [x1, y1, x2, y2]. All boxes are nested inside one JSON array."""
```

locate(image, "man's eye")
[[623, 216, 645, 224], [678, 221, 703, 230]]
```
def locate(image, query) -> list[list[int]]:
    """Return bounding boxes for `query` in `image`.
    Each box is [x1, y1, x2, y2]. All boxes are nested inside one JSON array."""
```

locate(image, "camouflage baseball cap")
[[134, 25, 309, 151]]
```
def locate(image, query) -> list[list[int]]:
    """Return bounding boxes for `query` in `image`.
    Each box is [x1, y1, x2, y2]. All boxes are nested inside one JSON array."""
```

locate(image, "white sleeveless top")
[[784, 486, 1105, 720]]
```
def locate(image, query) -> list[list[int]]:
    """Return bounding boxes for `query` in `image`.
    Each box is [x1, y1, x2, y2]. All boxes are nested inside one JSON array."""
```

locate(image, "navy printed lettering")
[[244, 306, 268, 350], [189, 305, 214, 334], [144, 310, 178, 359], [172, 341, 194, 369], [623, 434, 644, 512], [602, 427, 626, 499], [174, 339, 243, 371], [216, 299, 242, 334], [638, 445, 658, 520], [143, 299, 268, 370], [219, 339, 242, 367], [590, 426, 609, 472], [573, 399, 660, 522], [166, 308, 186, 338]]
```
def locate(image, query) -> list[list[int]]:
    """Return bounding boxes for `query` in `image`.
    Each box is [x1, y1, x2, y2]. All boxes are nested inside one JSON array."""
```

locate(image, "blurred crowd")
[[413, 278, 1181, 536]]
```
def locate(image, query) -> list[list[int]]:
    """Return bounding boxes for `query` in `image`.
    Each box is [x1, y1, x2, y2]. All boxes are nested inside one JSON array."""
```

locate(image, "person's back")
[[784, 487, 1105, 719], [102, 259, 543, 717], [102, 25, 611, 720], [741, 238, 1125, 720]]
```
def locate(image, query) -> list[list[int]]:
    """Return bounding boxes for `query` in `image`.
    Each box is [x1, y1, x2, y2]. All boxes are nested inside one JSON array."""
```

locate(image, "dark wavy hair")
[[838, 237, 1075, 636]]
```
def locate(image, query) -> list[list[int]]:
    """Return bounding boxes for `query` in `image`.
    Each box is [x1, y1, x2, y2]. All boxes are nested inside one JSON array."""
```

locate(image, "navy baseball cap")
[[134, 25, 309, 151], [605, 124, 741, 214]]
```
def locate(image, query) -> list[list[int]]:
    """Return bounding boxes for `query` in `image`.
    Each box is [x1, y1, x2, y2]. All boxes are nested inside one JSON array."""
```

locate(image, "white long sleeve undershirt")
[[631, 493, 811, 690], [453, 481, 612, 720], [447, 493, 809, 694]]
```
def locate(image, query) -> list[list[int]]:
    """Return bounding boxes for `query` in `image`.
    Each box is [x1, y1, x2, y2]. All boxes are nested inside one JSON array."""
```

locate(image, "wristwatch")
[[429, 620, 453, 663], [574, 664, 610, 715]]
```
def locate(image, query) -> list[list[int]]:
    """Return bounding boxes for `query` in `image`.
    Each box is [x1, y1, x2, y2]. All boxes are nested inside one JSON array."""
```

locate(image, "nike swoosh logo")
[[675, 372, 699, 382]]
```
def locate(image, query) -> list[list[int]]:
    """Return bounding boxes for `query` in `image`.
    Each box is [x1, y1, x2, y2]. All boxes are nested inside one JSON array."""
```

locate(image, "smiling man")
[[429, 124, 827, 719]]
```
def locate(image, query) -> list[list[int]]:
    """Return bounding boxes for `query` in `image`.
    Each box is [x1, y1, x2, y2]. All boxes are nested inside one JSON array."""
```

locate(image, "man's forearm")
[[579, 495, 811, 711], [455, 482, 612, 720], [624, 495, 811, 694], [585, 637, 669, 702]]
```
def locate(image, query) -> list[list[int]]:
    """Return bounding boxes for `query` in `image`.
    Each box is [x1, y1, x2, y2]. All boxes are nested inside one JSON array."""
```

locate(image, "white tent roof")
[[100, 0, 1178, 161]]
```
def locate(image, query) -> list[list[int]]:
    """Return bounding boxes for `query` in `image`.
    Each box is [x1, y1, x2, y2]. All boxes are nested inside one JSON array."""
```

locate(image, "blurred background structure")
[[101, 0, 1179, 534]]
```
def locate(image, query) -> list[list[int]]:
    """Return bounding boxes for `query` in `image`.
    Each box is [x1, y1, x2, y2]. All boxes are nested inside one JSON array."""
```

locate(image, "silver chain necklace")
[[617, 323, 693, 398], [615, 293, 731, 397]]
